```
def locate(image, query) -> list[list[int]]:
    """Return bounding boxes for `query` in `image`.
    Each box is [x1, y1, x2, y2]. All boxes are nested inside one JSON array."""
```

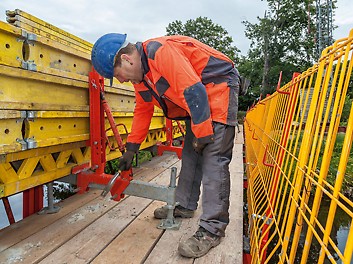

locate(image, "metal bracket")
[[38, 182, 60, 215], [21, 29, 37, 41], [252, 213, 273, 225], [16, 138, 27, 150], [21, 61, 37, 71], [20, 111, 27, 119], [95, 167, 182, 230], [26, 110, 37, 119], [123, 167, 181, 230], [25, 137, 37, 149]]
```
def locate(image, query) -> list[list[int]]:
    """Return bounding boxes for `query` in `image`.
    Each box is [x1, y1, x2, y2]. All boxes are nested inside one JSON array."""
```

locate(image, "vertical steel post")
[[2, 197, 15, 224], [23, 185, 43, 218]]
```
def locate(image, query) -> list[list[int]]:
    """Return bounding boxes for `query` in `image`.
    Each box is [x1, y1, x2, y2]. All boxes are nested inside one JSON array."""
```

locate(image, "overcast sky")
[[0, 0, 352, 56]]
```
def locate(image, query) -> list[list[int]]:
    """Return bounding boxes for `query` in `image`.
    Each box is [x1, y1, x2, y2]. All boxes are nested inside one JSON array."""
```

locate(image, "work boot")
[[178, 227, 221, 258], [153, 204, 195, 219]]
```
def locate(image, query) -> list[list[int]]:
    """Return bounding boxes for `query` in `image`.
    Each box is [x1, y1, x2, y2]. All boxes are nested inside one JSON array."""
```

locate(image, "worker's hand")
[[118, 150, 135, 171], [192, 137, 213, 155]]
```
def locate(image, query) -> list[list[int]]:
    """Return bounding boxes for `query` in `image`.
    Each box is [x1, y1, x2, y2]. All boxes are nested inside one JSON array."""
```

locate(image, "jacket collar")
[[136, 42, 150, 76]]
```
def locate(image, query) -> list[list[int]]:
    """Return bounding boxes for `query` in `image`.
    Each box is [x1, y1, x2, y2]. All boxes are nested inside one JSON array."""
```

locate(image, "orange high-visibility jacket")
[[126, 35, 239, 152]]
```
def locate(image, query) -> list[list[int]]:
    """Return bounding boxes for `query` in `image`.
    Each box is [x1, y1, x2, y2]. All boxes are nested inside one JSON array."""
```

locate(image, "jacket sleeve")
[[150, 44, 214, 142], [126, 82, 155, 152]]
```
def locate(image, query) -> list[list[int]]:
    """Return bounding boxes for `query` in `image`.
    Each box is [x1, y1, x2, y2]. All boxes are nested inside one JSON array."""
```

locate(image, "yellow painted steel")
[[0, 10, 183, 198], [6, 9, 93, 53], [245, 29, 353, 263]]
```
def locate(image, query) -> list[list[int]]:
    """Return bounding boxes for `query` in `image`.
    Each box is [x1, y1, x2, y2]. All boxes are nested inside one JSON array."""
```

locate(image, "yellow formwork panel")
[[7, 16, 92, 54], [0, 110, 24, 153], [6, 9, 93, 52], [24, 111, 90, 148], [0, 19, 133, 89], [0, 64, 135, 111], [0, 19, 91, 81], [0, 64, 89, 111], [0, 21, 25, 69]]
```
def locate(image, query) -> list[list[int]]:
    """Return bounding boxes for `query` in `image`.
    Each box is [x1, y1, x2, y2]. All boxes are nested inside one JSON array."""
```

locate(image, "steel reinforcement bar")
[[0, 10, 182, 198], [244, 29, 353, 263]]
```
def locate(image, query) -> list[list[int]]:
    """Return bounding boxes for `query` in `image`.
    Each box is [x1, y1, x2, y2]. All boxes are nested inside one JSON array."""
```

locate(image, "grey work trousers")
[[176, 120, 235, 237]]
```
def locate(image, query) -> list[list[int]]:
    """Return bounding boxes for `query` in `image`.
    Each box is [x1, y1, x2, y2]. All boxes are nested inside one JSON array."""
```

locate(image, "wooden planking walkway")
[[0, 127, 244, 264]]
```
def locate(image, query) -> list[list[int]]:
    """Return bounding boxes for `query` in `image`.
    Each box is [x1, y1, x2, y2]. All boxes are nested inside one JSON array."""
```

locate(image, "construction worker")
[[91, 33, 240, 258]]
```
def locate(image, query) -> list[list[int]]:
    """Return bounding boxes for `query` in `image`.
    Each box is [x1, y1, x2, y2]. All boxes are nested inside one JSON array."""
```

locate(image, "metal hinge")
[[21, 29, 37, 41], [26, 110, 37, 119]]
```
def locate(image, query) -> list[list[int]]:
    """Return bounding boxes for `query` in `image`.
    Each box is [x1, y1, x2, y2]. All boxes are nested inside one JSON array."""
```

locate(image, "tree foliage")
[[166, 17, 239, 61], [240, 0, 325, 97]]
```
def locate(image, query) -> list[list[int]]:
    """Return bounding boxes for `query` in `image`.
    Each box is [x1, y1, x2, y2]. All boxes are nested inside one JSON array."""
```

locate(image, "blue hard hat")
[[91, 33, 128, 79]]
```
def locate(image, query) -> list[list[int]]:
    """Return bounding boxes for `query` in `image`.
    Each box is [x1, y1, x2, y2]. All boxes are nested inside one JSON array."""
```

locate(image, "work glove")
[[192, 137, 214, 155], [118, 150, 135, 171]]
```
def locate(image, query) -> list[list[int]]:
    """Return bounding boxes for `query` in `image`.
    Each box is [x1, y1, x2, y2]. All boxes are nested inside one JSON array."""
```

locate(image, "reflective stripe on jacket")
[[126, 35, 239, 152]]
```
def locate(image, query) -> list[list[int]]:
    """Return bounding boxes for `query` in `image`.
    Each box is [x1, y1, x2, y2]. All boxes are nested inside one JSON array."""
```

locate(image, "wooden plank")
[[0, 153, 180, 263], [91, 160, 182, 263], [0, 194, 118, 263], [0, 153, 171, 252], [146, 129, 244, 263], [0, 190, 99, 253], [144, 204, 202, 264], [91, 200, 165, 264], [39, 156, 180, 263], [39, 196, 154, 263]]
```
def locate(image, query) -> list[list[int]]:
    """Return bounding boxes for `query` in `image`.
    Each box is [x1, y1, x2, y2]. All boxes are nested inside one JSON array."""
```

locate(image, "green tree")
[[166, 17, 239, 62], [241, 0, 327, 96]]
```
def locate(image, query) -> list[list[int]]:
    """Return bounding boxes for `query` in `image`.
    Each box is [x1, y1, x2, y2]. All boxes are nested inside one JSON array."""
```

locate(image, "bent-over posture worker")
[[91, 33, 240, 258]]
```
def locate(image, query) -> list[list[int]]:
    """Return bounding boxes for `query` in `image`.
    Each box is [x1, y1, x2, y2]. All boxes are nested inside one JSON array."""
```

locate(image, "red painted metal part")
[[23, 186, 43, 218], [276, 71, 291, 95], [243, 253, 252, 264], [101, 91, 126, 153], [2, 197, 15, 224], [157, 119, 183, 159], [252, 129, 258, 140], [76, 68, 133, 201], [259, 72, 301, 262], [262, 145, 274, 168]]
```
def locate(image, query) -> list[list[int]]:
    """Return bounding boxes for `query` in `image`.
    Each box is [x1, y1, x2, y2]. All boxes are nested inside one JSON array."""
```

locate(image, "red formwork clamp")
[[75, 68, 133, 201]]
